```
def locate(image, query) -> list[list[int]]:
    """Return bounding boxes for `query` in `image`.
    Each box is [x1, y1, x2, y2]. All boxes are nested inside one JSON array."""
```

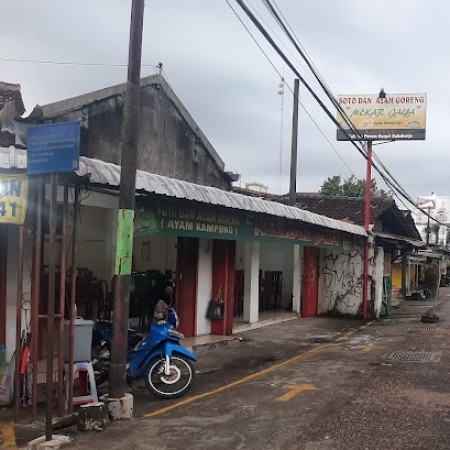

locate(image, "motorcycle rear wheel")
[[145, 355, 195, 398]]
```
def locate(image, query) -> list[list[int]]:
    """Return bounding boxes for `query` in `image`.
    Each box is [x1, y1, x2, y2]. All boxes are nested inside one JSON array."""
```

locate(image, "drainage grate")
[[386, 351, 439, 362], [408, 327, 443, 332]]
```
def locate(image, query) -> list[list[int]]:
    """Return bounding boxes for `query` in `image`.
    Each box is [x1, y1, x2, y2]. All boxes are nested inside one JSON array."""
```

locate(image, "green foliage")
[[319, 175, 392, 198]]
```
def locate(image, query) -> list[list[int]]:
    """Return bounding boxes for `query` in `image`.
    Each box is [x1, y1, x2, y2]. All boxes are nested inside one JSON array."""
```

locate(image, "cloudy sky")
[[1, 0, 446, 206]]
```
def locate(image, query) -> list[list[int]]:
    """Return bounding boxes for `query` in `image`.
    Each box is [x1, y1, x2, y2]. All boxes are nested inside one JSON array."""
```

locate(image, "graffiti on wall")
[[321, 250, 363, 315]]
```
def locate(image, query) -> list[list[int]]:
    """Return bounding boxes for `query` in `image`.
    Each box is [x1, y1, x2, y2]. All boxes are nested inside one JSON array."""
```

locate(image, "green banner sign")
[[135, 198, 346, 248]]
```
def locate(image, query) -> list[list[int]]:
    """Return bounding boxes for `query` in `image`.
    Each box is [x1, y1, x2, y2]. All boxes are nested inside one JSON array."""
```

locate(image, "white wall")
[[292, 244, 302, 313], [196, 239, 213, 335], [133, 234, 177, 275], [318, 243, 364, 315], [373, 246, 385, 318], [76, 205, 113, 282], [243, 241, 260, 323]]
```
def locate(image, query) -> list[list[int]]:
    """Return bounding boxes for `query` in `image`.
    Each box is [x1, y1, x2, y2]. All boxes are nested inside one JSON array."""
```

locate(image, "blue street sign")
[[27, 121, 80, 175]]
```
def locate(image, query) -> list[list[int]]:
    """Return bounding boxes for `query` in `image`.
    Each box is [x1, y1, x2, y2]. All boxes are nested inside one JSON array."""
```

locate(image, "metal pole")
[[362, 141, 373, 320], [68, 187, 79, 414], [57, 184, 68, 415], [31, 176, 44, 419], [13, 226, 24, 422], [109, 0, 145, 400], [426, 206, 431, 246], [288, 79, 300, 207], [45, 173, 58, 441]]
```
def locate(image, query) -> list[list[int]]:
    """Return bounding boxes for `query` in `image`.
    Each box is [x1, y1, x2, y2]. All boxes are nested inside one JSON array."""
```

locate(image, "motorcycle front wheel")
[[145, 355, 195, 398]]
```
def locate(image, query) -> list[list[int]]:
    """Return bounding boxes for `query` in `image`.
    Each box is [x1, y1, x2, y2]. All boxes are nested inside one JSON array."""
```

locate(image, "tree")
[[320, 175, 392, 198], [430, 223, 441, 245]]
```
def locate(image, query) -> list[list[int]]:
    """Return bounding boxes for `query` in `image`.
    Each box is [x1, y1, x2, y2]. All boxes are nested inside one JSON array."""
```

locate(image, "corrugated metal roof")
[[374, 231, 425, 248], [77, 156, 366, 238]]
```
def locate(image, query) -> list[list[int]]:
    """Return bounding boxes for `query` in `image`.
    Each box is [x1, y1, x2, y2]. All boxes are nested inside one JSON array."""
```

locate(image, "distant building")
[[245, 182, 268, 194], [415, 194, 450, 246]]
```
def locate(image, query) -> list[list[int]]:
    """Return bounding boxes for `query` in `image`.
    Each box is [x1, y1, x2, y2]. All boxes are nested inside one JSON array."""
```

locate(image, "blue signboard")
[[27, 121, 80, 175]]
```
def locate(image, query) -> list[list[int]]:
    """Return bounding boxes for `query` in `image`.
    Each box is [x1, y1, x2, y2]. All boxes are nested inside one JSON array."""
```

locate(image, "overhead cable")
[[237, 0, 437, 222]]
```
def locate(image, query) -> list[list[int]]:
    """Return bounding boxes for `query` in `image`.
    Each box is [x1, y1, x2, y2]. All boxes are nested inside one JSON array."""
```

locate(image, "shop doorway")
[[301, 246, 319, 317], [175, 237, 199, 338]]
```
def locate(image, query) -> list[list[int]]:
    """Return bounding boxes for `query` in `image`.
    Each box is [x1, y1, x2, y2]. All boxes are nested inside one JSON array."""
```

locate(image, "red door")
[[211, 240, 235, 336], [174, 237, 199, 338], [0, 226, 7, 345], [301, 246, 319, 317]]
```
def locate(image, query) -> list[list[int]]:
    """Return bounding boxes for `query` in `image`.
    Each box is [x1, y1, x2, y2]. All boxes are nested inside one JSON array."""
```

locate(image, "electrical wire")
[[262, 0, 434, 220], [234, 0, 364, 146], [246, 0, 312, 77], [225, 0, 357, 177], [261, 0, 364, 140], [235, 0, 440, 224], [0, 56, 159, 68]]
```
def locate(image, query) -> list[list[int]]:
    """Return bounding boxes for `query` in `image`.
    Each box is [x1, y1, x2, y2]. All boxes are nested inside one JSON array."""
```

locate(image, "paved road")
[[8, 289, 450, 449]]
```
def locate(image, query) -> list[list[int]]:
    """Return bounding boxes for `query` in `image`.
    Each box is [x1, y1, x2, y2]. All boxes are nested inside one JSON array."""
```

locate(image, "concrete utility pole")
[[109, 0, 145, 403], [289, 79, 300, 206]]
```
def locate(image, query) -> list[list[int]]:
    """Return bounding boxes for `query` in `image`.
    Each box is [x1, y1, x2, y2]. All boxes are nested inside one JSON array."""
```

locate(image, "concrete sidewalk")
[[383, 288, 449, 319]]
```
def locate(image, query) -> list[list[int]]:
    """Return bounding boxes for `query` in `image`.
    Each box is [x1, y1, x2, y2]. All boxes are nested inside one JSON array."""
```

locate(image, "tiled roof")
[[293, 194, 393, 225], [231, 188, 421, 241], [293, 194, 421, 240], [0, 131, 15, 147], [0, 82, 25, 116], [232, 188, 392, 224]]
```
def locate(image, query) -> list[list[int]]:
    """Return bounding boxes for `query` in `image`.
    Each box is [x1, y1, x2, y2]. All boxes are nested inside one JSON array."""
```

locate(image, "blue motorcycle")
[[92, 308, 197, 398]]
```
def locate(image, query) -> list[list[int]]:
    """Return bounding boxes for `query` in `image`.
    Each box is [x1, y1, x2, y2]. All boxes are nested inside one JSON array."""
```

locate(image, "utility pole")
[[109, 0, 145, 402], [289, 79, 300, 206], [362, 141, 373, 320]]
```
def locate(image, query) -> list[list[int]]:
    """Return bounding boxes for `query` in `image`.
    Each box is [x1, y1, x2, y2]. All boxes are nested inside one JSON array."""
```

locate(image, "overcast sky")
[[1, 0, 446, 205]]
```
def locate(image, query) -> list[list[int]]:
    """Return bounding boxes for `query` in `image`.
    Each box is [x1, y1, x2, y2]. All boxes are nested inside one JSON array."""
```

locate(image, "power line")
[[225, 0, 358, 178], [238, 0, 438, 224], [0, 56, 158, 68], [233, 0, 367, 153], [262, 0, 427, 216], [261, 0, 363, 141]]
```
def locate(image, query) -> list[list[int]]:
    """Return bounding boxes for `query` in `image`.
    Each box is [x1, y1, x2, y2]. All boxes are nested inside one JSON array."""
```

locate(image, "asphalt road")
[[9, 290, 450, 449]]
